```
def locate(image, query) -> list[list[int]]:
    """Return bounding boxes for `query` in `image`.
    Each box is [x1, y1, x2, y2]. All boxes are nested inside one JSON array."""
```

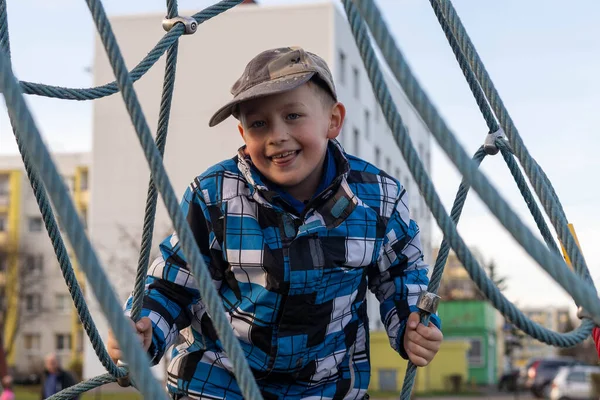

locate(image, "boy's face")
[[237, 83, 345, 201]]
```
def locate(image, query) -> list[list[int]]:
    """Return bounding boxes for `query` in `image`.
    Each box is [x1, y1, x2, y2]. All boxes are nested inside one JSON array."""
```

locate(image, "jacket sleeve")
[[368, 182, 441, 359], [123, 183, 226, 363]]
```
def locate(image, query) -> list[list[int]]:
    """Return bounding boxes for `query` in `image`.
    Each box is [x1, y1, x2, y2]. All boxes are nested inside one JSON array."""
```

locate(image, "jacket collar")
[[236, 140, 356, 227]]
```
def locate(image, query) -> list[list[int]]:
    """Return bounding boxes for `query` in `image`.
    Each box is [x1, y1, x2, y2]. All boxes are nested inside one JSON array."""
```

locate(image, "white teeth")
[[272, 151, 296, 159]]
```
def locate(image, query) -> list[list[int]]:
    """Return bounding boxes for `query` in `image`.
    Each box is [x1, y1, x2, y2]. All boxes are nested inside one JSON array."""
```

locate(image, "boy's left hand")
[[403, 311, 443, 367]]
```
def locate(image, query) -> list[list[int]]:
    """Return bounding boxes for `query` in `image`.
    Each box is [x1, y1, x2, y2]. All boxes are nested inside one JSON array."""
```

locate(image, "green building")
[[438, 300, 498, 385]]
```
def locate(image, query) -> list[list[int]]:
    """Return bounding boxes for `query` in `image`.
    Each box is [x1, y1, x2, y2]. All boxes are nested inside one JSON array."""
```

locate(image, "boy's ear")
[[327, 102, 346, 140], [237, 123, 246, 141]]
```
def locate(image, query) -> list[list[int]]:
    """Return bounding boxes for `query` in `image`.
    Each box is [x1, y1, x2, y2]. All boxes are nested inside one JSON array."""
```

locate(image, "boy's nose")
[[267, 124, 289, 145]]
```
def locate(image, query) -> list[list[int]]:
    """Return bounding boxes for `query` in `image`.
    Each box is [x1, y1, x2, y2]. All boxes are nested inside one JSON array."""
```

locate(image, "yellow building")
[[0, 153, 89, 374], [0, 169, 22, 367], [369, 331, 470, 394]]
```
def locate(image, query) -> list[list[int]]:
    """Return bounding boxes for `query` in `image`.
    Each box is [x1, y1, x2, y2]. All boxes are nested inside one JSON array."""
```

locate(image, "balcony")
[[0, 193, 8, 208]]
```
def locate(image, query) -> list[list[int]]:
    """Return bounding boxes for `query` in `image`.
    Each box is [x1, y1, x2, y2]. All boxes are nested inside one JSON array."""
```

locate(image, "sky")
[[1, 0, 599, 313]]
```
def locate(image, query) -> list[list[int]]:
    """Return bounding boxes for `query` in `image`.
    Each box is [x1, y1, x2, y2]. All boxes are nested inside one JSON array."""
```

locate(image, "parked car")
[[518, 356, 586, 398], [550, 365, 600, 400]]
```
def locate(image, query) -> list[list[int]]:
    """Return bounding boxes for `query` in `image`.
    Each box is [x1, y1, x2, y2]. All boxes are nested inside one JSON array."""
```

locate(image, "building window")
[[374, 97, 380, 123], [24, 333, 41, 352], [28, 217, 43, 232], [0, 214, 6, 232], [340, 120, 348, 148], [25, 294, 42, 313], [0, 253, 7, 272], [364, 109, 370, 139], [0, 175, 8, 196], [352, 66, 359, 98], [25, 254, 43, 274], [338, 51, 346, 84], [56, 333, 72, 352], [466, 337, 484, 366], [56, 293, 71, 313], [77, 330, 84, 352], [378, 369, 398, 392], [385, 158, 391, 173], [80, 170, 88, 191], [80, 208, 88, 230], [353, 128, 360, 157], [374, 147, 381, 167], [395, 168, 401, 180]]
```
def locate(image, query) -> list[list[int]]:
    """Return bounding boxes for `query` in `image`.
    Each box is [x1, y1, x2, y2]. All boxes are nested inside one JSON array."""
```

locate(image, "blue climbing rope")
[[428, 0, 594, 293], [0, 0, 597, 399], [347, 0, 600, 324], [0, 0, 126, 382], [82, 0, 262, 399], [18, 1, 241, 101], [0, 30, 167, 400], [343, 0, 598, 397], [130, 0, 180, 323], [0, 0, 263, 399]]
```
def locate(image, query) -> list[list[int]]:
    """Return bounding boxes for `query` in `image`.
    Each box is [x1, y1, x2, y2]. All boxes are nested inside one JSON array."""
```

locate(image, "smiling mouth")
[[269, 150, 300, 163]]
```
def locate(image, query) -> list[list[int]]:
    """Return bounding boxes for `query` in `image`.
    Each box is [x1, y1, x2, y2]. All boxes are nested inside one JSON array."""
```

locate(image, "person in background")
[[40, 353, 79, 400], [0, 375, 15, 400]]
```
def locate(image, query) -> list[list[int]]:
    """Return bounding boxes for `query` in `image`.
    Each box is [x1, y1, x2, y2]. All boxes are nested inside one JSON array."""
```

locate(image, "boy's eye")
[[250, 120, 266, 128], [286, 113, 300, 120]]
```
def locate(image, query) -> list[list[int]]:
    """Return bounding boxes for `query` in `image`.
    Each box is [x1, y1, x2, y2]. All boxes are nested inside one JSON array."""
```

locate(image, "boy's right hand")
[[107, 317, 153, 363]]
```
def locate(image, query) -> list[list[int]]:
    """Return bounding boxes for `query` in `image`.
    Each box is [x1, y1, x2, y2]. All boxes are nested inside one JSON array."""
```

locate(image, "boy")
[[108, 46, 442, 400]]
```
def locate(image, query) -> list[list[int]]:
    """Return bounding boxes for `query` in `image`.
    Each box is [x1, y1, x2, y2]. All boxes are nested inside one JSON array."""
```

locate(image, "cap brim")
[[208, 72, 315, 127]]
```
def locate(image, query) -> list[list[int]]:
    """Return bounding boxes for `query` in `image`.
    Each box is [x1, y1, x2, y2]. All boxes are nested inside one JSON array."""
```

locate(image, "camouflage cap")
[[208, 46, 337, 127]]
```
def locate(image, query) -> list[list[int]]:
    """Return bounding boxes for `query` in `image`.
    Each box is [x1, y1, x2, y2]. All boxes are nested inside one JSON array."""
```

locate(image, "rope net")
[[0, 0, 597, 399]]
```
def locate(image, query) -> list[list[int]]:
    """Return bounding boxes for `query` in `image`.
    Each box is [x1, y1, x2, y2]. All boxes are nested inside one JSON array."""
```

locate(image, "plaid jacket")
[[124, 140, 441, 399]]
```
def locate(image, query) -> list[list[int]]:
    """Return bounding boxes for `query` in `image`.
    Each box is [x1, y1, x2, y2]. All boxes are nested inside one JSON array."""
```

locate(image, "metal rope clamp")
[[483, 127, 506, 155], [162, 16, 198, 35], [116, 360, 131, 387], [576, 305, 600, 326], [416, 291, 441, 315]]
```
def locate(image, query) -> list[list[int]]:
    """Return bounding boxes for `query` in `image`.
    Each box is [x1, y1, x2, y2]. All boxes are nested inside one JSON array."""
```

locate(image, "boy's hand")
[[403, 311, 443, 367], [107, 317, 153, 363]]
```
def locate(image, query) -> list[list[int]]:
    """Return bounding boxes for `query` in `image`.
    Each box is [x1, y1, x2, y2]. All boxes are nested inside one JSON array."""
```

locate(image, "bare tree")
[[98, 223, 172, 300]]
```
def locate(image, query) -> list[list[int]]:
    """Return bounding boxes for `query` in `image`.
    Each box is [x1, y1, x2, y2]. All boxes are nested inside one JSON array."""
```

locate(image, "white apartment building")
[[86, 0, 433, 379], [0, 152, 90, 375]]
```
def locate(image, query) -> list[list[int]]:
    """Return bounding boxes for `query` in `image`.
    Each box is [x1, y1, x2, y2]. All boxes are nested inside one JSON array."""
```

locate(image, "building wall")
[[438, 300, 498, 385], [0, 153, 89, 374], [87, 1, 433, 378], [369, 331, 470, 393]]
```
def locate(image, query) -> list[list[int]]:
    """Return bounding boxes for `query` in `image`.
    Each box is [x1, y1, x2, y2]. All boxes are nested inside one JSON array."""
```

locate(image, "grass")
[[367, 389, 483, 398], [15, 385, 143, 400], [16, 385, 482, 400]]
